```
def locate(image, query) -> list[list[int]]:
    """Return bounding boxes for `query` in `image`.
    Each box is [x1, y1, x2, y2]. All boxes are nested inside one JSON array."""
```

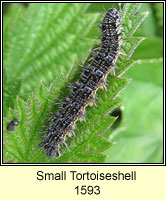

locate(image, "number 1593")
[[75, 185, 100, 195]]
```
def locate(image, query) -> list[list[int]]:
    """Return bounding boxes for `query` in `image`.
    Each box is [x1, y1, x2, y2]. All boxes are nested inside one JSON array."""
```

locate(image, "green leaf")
[[122, 4, 149, 38], [104, 58, 163, 163], [121, 37, 145, 60], [3, 79, 22, 117], [132, 37, 163, 60], [4, 3, 99, 94], [3, 3, 148, 163], [135, 3, 156, 37]]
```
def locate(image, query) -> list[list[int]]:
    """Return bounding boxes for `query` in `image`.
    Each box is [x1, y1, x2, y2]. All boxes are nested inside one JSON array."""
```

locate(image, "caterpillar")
[[40, 8, 122, 157]]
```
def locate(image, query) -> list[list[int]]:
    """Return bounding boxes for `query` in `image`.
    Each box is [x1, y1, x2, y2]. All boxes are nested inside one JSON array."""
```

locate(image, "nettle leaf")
[[3, 78, 22, 117], [4, 3, 99, 95], [122, 3, 149, 38], [3, 3, 148, 163]]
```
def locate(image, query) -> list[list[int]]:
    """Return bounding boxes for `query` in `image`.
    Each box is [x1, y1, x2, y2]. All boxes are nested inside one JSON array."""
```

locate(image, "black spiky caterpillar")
[[40, 8, 122, 157]]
